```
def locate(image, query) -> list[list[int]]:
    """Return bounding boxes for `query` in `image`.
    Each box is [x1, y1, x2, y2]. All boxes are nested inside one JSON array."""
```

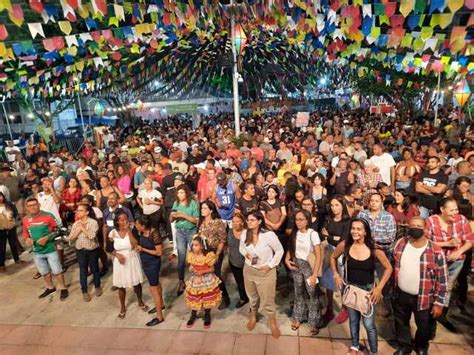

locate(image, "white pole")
[[434, 71, 441, 127], [1, 102, 13, 141], [76, 92, 86, 139], [230, 0, 241, 138]]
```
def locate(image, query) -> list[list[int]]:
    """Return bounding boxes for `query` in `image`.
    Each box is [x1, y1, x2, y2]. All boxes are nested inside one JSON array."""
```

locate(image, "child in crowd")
[[185, 236, 221, 328]]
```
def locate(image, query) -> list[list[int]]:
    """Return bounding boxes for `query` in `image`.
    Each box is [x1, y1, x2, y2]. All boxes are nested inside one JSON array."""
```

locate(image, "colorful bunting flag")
[[0, 24, 7, 40], [8, 4, 23, 27], [28, 23, 45, 39]]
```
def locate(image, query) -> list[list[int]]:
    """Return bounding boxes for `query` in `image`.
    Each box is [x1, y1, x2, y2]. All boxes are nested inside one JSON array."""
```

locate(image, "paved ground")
[[0, 242, 473, 354]]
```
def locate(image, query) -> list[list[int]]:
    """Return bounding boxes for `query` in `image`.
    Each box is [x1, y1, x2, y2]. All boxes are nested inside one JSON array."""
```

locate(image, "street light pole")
[[434, 71, 441, 127], [76, 92, 86, 139], [1, 101, 13, 141], [230, 0, 241, 138]]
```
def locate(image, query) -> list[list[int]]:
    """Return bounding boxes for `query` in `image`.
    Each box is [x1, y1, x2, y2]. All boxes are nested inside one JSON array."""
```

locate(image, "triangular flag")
[[446, 0, 464, 12], [439, 13, 454, 29], [91, 0, 106, 16], [0, 0, 12, 12], [114, 4, 125, 21], [29, 0, 44, 13], [58, 21, 72, 35], [8, 4, 24, 27], [28, 23, 45, 39], [65, 34, 78, 47], [400, 0, 414, 17], [0, 24, 7, 40]]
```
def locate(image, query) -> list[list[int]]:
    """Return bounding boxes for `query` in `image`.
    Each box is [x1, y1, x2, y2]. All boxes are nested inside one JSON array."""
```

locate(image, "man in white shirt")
[[5, 141, 21, 163], [137, 178, 163, 229], [392, 217, 448, 355], [369, 144, 396, 188]]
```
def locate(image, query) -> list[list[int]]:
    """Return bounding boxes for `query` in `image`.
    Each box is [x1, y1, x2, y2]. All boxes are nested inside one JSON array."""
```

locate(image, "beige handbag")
[[341, 283, 373, 317], [341, 257, 374, 317]]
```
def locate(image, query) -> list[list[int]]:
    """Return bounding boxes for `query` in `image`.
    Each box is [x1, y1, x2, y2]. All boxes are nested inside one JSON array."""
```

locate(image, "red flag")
[[0, 24, 7, 40], [29, 0, 44, 14], [384, 2, 397, 17]]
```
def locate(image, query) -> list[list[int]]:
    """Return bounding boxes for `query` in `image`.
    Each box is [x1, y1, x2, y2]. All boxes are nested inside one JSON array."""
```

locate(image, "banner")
[[295, 112, 309, 127], [165, 104, 198, 114]]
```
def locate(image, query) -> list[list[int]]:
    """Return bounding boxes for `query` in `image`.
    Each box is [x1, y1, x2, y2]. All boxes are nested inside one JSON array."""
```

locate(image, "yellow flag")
[[108, 16, 119, 27], [0, 0, 12, 12], [401, 34, 413, 47], [371, 26, 381, 38], [58, 21, 72, 35], [420, 27, 433, 39], [400, 0, 414, 17], [78, 5, 89, 19], [0, 42, 6, 57], [413, 37, 424, 50], [76, 61, 85, 72], [446, 0, 464, 12], [67, 46, 77, 56], [439, 14, 454, 29], [379, 16, 389, 26], [430, 14, 440, 28]]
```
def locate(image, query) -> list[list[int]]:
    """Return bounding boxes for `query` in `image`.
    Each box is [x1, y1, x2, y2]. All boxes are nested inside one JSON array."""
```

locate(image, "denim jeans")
[[446, 259, 464, 305], [176, 229, 195, 281], [347, 285, 378, 354], [76, 248, 101, 293]]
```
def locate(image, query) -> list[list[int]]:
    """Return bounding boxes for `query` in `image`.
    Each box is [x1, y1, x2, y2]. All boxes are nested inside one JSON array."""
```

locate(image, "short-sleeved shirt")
[[416, 170, 448, 210], [295, 228, 321, 261], [172, 199, 199, 230], [103, 205, 133, 231], [138, 189, 162, 215], [22, 211, 58, 254], [235, 197, 259, 217]]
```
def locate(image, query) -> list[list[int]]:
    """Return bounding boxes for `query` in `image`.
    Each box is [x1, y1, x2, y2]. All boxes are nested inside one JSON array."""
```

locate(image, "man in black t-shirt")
[[415, 156, 448, 218]]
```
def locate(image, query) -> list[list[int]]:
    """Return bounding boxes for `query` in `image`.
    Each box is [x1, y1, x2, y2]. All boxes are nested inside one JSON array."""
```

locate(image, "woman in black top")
[[330, 218, 392, 355], [319, 195, 351, 325]]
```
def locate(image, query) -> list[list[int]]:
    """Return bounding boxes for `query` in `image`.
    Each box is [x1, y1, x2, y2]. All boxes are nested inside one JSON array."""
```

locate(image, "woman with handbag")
[[330, 218, 392, 355], [285, 209, 322, 335]]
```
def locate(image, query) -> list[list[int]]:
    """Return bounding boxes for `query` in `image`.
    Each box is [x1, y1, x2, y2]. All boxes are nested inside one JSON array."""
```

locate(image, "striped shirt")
[[69, 217, 99, 250]]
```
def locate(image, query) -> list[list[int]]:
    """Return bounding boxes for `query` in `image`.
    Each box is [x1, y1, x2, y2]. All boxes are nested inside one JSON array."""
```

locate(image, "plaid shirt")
[[357, 172, 383, 205], [425, 214, 473, 261], [358, 209, 397, 252], [393, 237, 448, 311]]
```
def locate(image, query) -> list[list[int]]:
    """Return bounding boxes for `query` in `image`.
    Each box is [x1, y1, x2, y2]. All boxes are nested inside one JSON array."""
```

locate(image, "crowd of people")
[[0, 107, 473, 355]]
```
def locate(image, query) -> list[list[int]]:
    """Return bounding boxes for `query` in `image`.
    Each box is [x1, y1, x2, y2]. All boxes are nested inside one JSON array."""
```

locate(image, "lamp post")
[[230, 0, 247, 138], [76, 92, 86, 139], [0, 96, 13, 141]]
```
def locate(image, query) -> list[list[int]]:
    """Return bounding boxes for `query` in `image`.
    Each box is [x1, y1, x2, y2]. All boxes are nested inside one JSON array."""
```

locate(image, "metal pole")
[[434, 71, 441, 127], [1, 102, 13, 141], [76, 92, 86, 139], [230, 0, 240, 138]]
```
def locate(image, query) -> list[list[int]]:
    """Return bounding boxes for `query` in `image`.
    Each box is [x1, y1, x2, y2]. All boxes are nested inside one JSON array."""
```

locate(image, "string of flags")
[[0, 0, 471, 100]]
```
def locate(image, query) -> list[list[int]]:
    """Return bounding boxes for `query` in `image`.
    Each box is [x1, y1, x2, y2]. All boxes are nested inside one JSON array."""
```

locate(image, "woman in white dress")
[[106, 210, 148, 319]]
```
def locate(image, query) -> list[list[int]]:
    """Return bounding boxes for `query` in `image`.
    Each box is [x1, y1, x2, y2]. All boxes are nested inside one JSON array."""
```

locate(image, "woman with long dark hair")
[[285, 209, 322, 335], [198, 200, 229, 309], [330, 218, 393, 355], [387, 189, 420, 239], [171, 184, 200, 295], [227, 212, 249, 308], [135, 216, 165, 327], [319, 195, 351, 324], [239, 211, 284, 338]]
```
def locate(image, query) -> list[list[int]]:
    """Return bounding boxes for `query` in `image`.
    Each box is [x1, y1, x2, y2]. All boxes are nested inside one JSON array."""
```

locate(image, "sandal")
[[118, 311, 126, 319], [291, 321, 300, 331], [139, 304, 150, 312]]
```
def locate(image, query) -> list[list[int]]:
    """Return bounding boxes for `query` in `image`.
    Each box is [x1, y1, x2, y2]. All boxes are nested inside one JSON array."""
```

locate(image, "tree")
[[16, 96, 77, 144]]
